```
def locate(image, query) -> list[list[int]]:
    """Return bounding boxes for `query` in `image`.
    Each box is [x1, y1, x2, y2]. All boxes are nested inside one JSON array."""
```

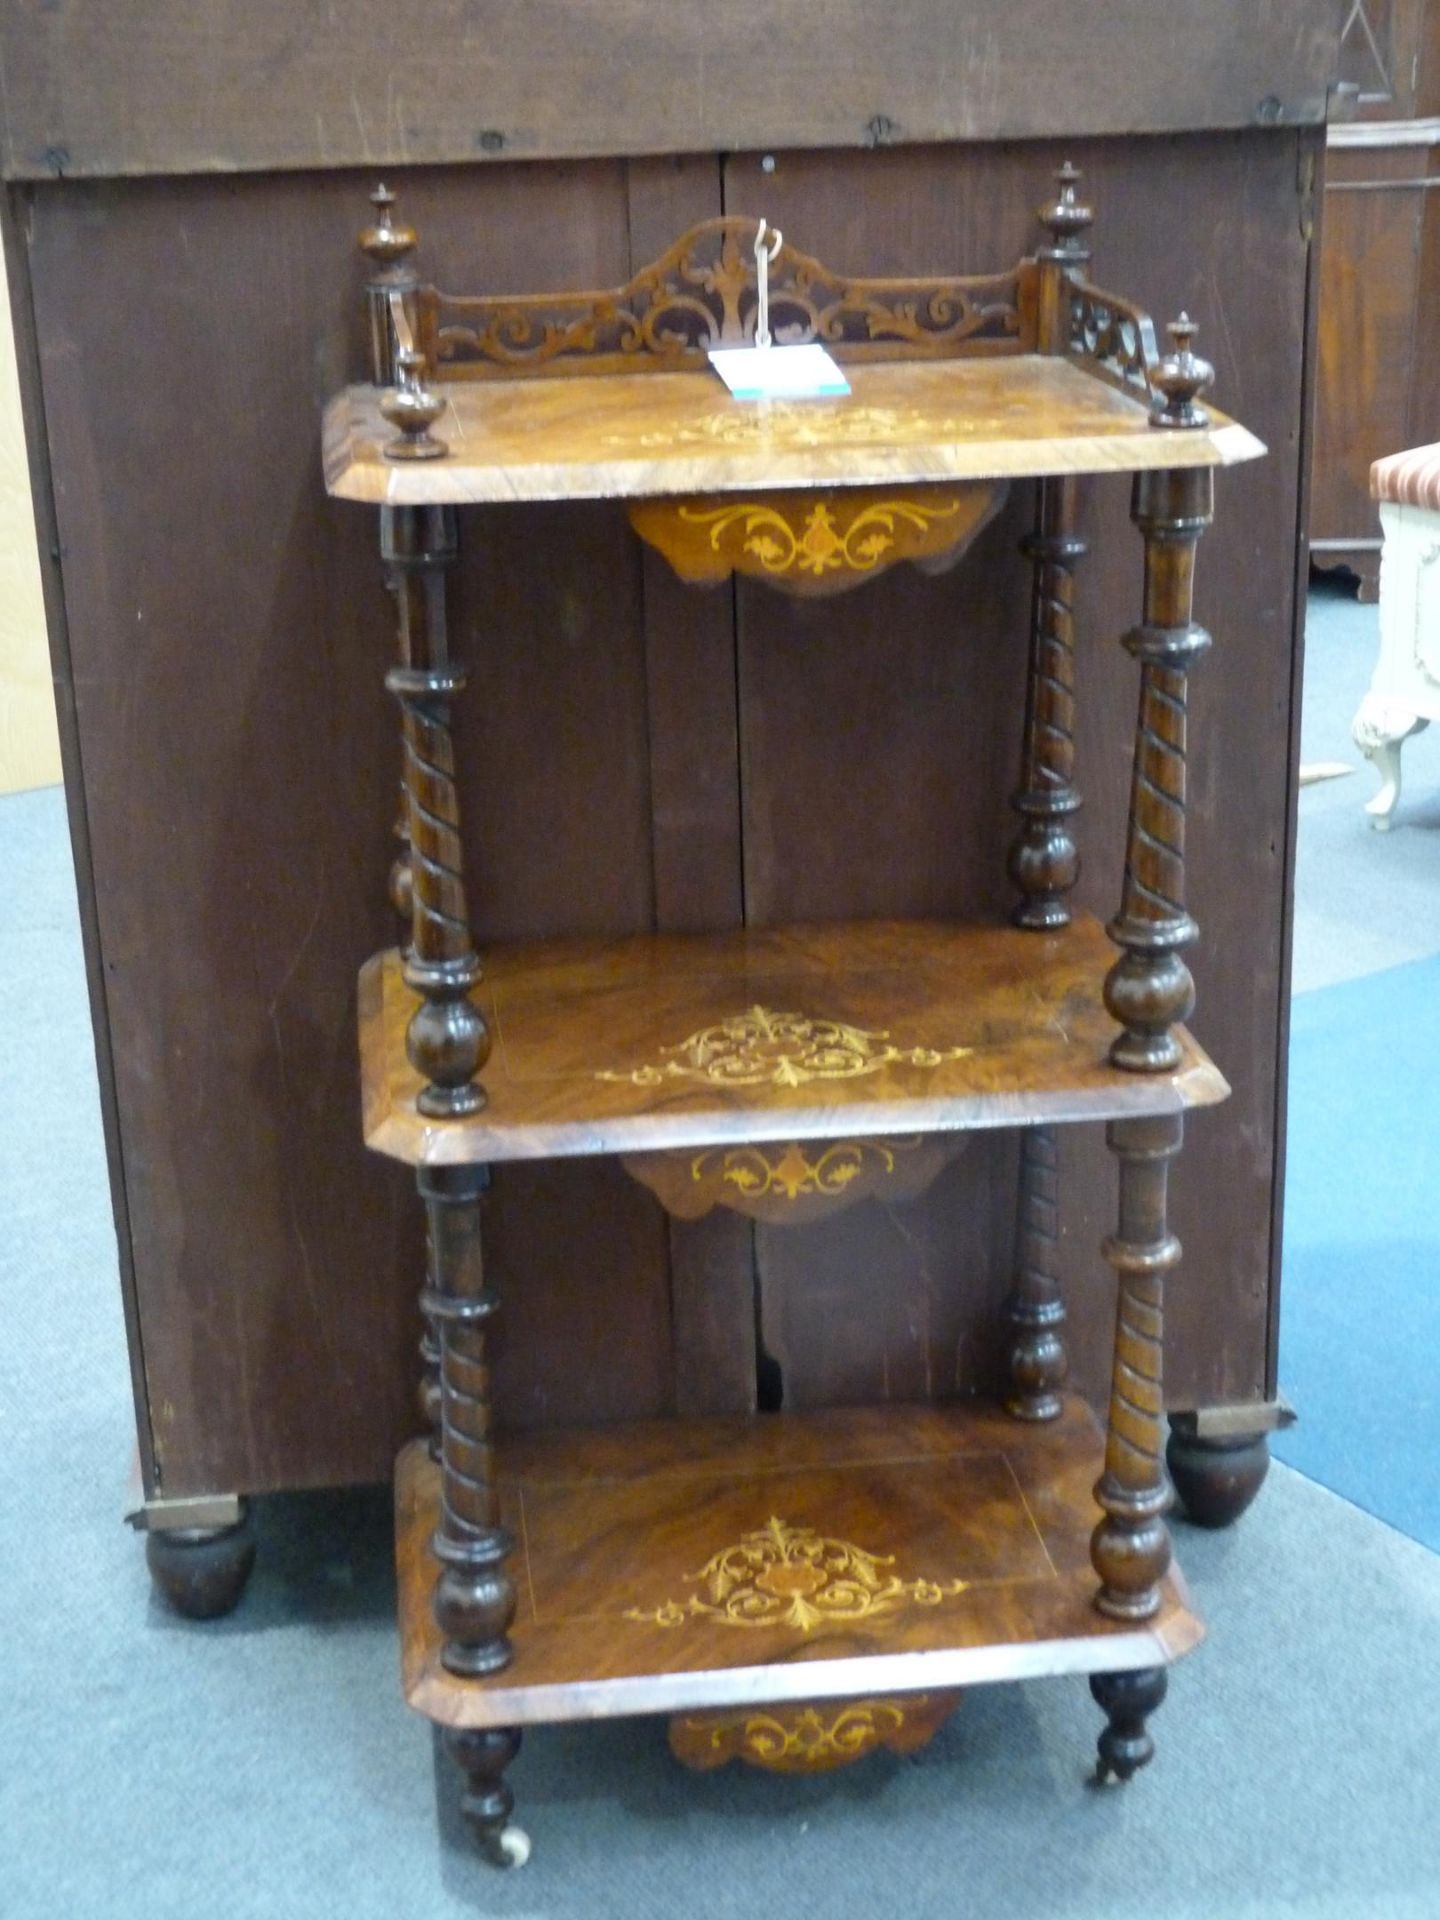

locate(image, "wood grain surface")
[[324, 359, 1264, 505], [359, 917, 1229, 1166], [395, 1397, 1203, 1727], [0, 2, 1340, 181], [18, 133, 1316, 1498]]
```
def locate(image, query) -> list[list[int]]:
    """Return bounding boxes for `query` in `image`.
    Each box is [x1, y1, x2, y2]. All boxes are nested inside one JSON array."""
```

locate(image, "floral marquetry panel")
[[628, 483, 1005, 595], [668, 1691, 963, 1773], [622, 1135, 966, 1224], [358, 915, 1229, 1169], [396, 1399, 1205, 1730]]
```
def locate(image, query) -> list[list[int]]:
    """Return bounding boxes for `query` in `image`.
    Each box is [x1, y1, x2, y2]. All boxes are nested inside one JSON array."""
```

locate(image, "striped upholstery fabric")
[[1371, 443, 1440, 511]]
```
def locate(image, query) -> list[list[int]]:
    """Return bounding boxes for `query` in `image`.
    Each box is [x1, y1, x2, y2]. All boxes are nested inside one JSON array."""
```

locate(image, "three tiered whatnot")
[[323, 167, 1264, 1864]]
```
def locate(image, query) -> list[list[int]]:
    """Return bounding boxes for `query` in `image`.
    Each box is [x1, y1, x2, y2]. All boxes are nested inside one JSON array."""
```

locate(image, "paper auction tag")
[[708, 342, 851, 401]]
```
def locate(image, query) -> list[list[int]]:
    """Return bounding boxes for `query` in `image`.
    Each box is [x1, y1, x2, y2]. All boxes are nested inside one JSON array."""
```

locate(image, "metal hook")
[[754, 219, 783, 349]]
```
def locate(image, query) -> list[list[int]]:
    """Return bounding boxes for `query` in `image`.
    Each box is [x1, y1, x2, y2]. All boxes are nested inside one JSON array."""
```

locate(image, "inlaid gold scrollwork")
[[679, 496, 964, 581], [596, 1005, 972, 1091], [716, 1702, 905, 1764], [693, 1138, 915, 1203], [625, 1516, 969, 1633]]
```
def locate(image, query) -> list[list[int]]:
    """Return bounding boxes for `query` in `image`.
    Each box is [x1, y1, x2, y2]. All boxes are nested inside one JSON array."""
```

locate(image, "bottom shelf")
[[397, 1398, 1202, 1729]]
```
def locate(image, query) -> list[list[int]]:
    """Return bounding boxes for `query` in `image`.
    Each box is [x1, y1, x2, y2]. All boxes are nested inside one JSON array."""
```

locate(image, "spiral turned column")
[[1105, 322, 1215, 1073], [381, 504, 489, 1119], [419, 1163, 516, 1678], [1009, 476, 1085, 928], [1091, 1113, 1181, 1622], [1004, 1124, 1067, 1421]]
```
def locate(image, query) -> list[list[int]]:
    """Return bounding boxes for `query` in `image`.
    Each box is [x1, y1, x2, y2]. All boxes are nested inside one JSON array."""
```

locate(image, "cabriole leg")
[[420, 1164, 517, 1680], [1005, 1124, 1067, 1420], [1091, 1114, 1181, 1623]]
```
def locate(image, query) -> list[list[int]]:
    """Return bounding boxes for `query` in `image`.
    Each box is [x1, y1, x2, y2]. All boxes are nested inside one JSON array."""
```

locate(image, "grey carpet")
[[5, 587, 1440, 1916]]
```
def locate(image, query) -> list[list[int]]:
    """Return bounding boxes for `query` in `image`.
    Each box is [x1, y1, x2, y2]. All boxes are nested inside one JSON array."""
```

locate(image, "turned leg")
[[1009, 475, 1085, 928], [444, 1727, 530, 1867], [381, 504, 489, 1120], [1091, 1115, 1180, 1622], [1005, 1124, 1067, 1420], [1090, 1667, 1167, 1784], [145, 1505, 256, 1620], [421, 1164, 517, 1679]]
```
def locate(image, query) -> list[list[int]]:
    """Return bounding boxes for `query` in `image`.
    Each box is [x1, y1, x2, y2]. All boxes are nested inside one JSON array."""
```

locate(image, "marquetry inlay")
[[624, 1516, 969, 1633], [595, 1005, 973, 1092], [693, 1137, 920, 1202]]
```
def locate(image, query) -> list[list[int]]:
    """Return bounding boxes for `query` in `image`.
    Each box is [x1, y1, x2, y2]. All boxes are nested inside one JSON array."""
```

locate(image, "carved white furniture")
[[1352, 444, 1440, 828]]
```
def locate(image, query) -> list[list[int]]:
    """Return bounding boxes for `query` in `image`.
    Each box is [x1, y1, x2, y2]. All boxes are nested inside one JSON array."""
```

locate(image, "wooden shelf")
[[359, 913, 1229, 1167], [324, 355, 1264, 507], [397, 1397, 1203, 1729]]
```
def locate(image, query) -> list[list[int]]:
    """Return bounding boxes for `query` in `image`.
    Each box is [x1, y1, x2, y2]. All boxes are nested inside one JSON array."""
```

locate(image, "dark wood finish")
[[15, 134, 1317, 1507], [1005, 1126, 1068, 1421], [1090, 1666, 1167, 1783], [420, 1166, 516, 1678], [144, 1508, 256, 1620], [1091, 1115, 1182, 1624], [0, 4, 1340, 182], [395, 1399, 1203, 1729], [1010, 476, 1085, 929], [359, 917, 1229, 1167], [1105, 446, 1215, 1075], [668, 1691, 962, 1773], [1166, 1421, 1272, 1529], [382, 505, 489, 1119], [443, 1726, 527, 1867], [623, 1136, 966, 1226], [1311, 142, 1440, 594]]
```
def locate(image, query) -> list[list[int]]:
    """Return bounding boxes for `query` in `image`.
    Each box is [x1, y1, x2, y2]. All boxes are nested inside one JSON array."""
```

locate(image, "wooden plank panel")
[[25, 163, 677, 1495], [1312, 146, 1427, 548], [728, 133, 1311, 1415], [0, 1, 1340, 181]]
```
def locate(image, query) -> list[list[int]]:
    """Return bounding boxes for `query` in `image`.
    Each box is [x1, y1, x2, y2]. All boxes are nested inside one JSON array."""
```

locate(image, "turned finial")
[[360, 183, 417, 273], [381, 345, 447, 461], [1150, 315, 1213, 429], [1038, 161, 1093, 262]]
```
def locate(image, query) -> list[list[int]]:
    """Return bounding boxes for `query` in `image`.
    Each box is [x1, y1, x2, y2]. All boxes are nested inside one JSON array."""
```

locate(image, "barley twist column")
[[1009, 476, 1086, 928], [1091, 1114, 1182, 1621], [1004, 1124, 1067, 1421], [420, 1163, 516, 1678]]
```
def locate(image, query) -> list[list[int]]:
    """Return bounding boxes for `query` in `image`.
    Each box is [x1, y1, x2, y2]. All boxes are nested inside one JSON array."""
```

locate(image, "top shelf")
[[323, 355, 1265, 508]]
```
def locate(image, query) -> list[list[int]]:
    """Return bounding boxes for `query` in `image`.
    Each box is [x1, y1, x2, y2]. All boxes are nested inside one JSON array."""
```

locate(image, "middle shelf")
[[360, 912, 1228, 1167]]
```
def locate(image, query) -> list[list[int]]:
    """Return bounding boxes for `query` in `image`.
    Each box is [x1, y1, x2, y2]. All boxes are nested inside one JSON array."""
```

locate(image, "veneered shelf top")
[[359, 914, 1230, 1169], [325, 355, 1265, 507]]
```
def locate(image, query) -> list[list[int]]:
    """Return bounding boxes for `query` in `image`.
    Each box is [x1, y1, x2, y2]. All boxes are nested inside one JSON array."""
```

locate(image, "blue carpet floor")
[[1274, 953, 1440, 1551]]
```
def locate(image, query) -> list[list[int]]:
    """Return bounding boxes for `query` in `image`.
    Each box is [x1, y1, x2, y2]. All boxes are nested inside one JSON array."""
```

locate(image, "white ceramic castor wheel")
[[489, 1825, 531, 1869]]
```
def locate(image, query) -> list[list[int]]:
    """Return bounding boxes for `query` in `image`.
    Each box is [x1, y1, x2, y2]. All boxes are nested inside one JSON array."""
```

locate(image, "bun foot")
[[1167, 1419, 1270, 1529], [145, 1504, 256, 1620]]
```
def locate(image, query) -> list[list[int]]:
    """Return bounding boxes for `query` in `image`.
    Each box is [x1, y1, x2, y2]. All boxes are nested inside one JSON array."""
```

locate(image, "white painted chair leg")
[[1352, 695, 1427, 831]]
